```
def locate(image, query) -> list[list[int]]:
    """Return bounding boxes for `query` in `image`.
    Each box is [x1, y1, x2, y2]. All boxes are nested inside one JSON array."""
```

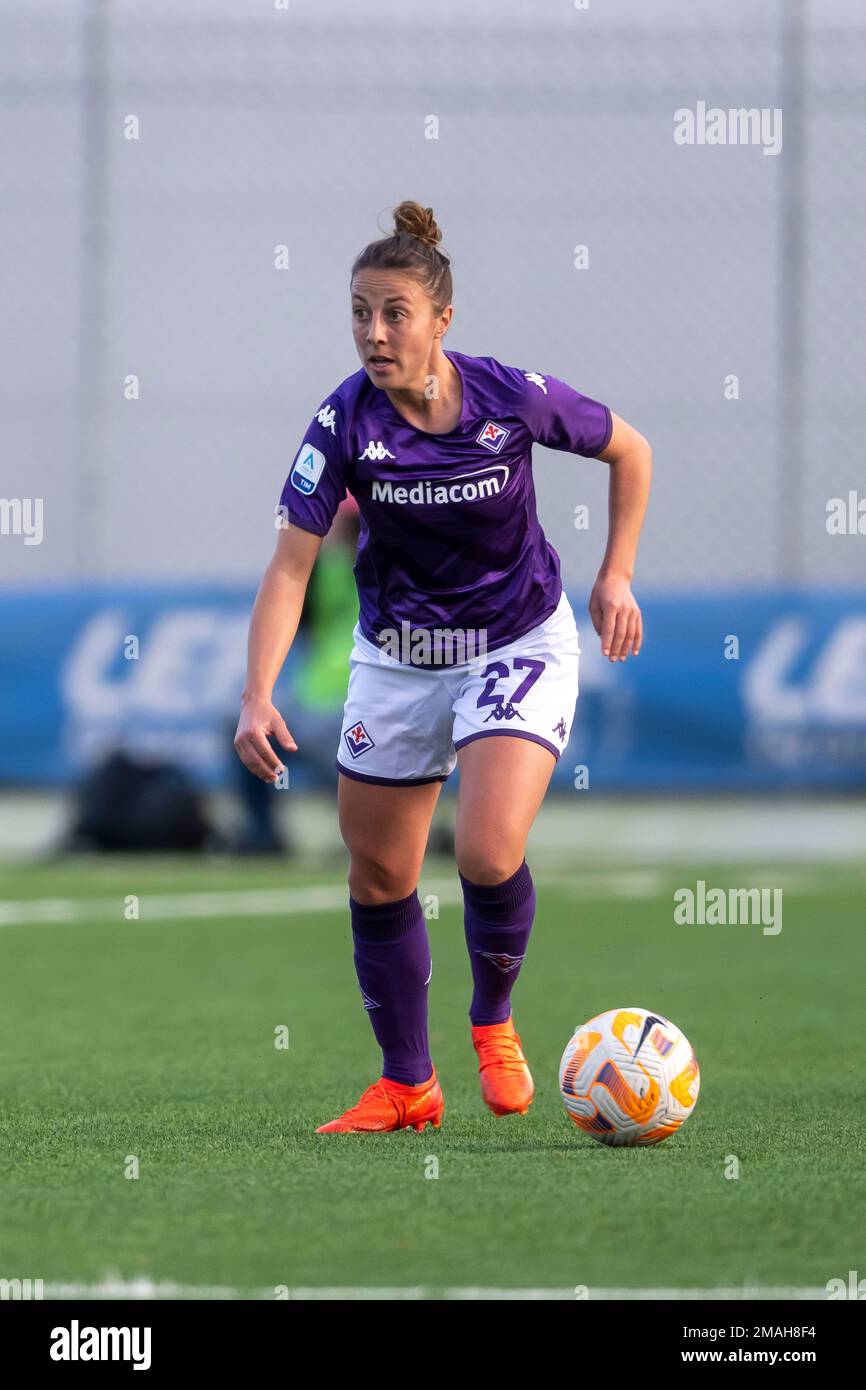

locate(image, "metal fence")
[[2, 0, 864, 592]]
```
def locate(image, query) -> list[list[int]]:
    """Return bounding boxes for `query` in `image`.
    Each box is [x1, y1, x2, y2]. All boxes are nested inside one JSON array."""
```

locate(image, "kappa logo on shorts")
[[344, 720, 375, 758], [476, 420, 510, 453]]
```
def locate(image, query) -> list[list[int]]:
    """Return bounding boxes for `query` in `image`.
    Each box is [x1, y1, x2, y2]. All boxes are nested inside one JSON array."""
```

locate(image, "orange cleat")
[[471, 1016, 534, 1116], [315, 1069, 444, 1134]]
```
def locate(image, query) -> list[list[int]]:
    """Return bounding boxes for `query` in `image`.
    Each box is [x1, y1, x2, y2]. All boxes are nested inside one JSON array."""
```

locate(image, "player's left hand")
[[588, 570, 642, 661]]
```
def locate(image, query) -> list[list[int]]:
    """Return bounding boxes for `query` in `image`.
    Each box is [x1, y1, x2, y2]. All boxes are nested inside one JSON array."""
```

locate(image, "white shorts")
[[336, 590, 580, 785]]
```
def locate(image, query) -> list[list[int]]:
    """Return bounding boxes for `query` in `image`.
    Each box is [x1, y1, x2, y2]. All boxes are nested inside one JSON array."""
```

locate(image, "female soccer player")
[[235, 201, 651, 1133]]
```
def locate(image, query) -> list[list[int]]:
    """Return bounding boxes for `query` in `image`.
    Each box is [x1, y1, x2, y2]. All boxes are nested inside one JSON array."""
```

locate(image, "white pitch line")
[[0, 881, 456, 927], [0, 870, 675, 928], [36, 1279, 829, 1301], [1, 864, 833, 929]]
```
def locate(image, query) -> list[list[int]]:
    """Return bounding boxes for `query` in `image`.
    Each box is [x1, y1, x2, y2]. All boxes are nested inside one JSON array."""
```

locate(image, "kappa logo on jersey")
[[315, 404, 336, 435], [524, 371, 548, 394], [290, 444, 326, 495], [343, 719, 375, 758], [359, 440, 396, 461], [477, 420, 510, 453], [478, 949, 526, 974]]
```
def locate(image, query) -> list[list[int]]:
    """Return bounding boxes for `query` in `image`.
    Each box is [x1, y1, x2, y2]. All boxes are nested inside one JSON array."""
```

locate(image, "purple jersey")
[[279, 350, 612, 662]]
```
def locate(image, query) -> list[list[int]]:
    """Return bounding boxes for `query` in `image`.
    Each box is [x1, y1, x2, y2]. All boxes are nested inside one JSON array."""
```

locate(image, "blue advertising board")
[[1, 587, 865, 791]]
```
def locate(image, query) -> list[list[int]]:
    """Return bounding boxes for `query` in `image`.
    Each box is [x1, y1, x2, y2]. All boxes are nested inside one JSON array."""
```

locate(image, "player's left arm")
[[589, 412, 652, 662]]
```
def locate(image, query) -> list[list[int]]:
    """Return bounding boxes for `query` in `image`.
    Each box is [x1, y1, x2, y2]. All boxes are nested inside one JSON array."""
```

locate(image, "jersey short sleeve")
[[278, 398, 349, 536], [521, 369, 613, 457]]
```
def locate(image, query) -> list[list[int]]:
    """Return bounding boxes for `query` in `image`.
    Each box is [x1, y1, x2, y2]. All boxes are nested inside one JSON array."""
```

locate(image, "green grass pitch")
[[1, 855, 864, 1297]]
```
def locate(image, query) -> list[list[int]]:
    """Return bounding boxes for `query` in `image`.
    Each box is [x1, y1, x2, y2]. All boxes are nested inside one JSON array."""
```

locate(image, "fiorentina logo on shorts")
[[476, 420, 510, 453], [344, 720, 375, 758]]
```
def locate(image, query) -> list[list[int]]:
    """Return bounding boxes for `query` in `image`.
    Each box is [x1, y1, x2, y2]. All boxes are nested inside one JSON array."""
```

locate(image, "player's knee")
[[347, 854, 416, 905], [455, 842, 524, 887]]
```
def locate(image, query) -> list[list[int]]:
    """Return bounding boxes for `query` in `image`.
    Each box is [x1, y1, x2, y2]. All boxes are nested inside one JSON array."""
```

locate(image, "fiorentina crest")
[[476, 420, 510, 453], [343, 720, 375, 758]]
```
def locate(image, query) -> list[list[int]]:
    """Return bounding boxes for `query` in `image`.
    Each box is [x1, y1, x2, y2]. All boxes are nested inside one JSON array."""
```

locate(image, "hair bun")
[[393, 200, 442, 247]]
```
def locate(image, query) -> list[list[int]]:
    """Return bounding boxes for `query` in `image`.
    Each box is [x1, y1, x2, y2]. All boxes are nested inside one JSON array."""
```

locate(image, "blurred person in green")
[[288, 494, 361, 783], [228, 495, 359, 855]]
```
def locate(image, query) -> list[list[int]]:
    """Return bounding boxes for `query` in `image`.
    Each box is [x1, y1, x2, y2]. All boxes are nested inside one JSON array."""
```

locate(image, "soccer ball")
[[559, 1007, 700, 1146]]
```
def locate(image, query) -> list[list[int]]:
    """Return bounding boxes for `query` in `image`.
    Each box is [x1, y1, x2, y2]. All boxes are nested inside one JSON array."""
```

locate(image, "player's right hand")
[[233, 696, 297, 782]]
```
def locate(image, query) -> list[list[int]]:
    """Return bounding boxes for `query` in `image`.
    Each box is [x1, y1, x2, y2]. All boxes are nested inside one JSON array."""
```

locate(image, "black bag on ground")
[[65, 750, 213, 851]]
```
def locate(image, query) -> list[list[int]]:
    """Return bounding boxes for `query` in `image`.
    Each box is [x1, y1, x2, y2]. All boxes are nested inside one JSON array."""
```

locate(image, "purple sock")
[[350, 889, 433, 1085], [459, 860, 536, 1026]]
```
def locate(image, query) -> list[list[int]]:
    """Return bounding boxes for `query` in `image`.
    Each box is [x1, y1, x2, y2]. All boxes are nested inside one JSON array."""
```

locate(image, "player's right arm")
[[236, 391, 350, 780], [234, 524, 323, 782]]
